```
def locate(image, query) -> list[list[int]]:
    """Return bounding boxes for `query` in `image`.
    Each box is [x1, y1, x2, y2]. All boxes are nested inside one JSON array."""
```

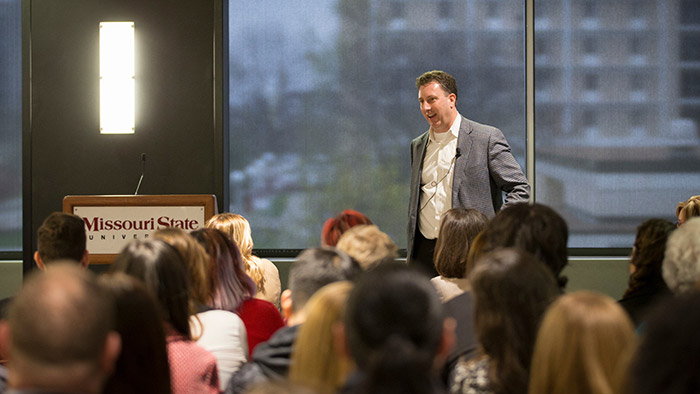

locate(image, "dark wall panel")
[[24, 0, 223, 271]]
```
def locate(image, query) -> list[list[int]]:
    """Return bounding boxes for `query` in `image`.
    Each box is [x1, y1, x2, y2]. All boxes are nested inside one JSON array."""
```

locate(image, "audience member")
[[480, 202, 569, 289], [321, 209, 373, 247], [340, 262, 455, 394], [111, 240, 219, 394], [207, 213, 282, 307], [431, 208, 489, 302], [192, 227, 284, 358], [618, 219, 674, 327], [528, 291, 636, 394], [675, 194, 700, 227], [336, 224, 398, 270], [99, 273, 171, 394], [289, 281, 354, 394], [662, 217, 700, 294], [450, 249, 559, 394], [244, 380, 318, 394], [33, 212, 89, 269], [0, 263, 120, 394], [154, 227, 248, 390], [227, 247, 362, 393], [627, 293, 700, 394]]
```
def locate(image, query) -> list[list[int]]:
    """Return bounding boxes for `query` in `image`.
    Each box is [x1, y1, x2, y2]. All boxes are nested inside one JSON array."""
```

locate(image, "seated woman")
[[450, 248, 560, 394], [154, 227, 248, 390], [340, 263, 454, 394], [431, 208, 489, 302], [321, 209, 373, 247], [289, 281, 354, 394], [110, 240, 219, 394], [192, 228, 284, 358], [618, 218, 675, 327], [529, 291, 636, 394], [99, 273, 172, 394], [676, 195, 700, 227], [207, 213, 282, 307]]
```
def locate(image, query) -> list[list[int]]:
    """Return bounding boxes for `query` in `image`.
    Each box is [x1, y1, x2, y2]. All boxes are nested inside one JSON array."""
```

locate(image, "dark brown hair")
[[36, 212, 86, 263], [623, 218, 674, 297], [434, 208, 489, 278], [481, 203, 569, 289], [470, 248, 560, 394], [415, 70, 458, 101]]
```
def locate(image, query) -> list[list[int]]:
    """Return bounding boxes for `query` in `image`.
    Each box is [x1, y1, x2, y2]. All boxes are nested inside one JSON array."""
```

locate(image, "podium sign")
[[63, 195, 217, 264]]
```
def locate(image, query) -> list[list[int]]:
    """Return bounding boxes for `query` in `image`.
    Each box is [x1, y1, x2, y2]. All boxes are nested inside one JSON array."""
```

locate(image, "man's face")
[[418, 82, 457, 134]]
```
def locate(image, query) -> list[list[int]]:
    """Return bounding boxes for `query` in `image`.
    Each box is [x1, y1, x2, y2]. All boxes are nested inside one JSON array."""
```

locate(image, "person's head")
[[152, 227, 211, 305], [662, 217, 700, 295], [416, 70, 459, 134], [627, 292, 700, 394], [289, 281, 354, 394], [481, 202, 569, 289], [528, 291, 636, 394], [336, 225, 398, 270], [675, 195, 700, 227], [34, 212, 88, 269], [470, 248, 560, 394], [624, 219, 675, 297], [99, 273, 171, 394], [343, 263, 454, 394], [283, 247, 362, 324], [109, 239, 192, 338], [433, 208, 489, 279], [205, 213, 267, 294], [321, 209, 373, 247], [191, 227, 256, 312], [0, 263, 120, 394]]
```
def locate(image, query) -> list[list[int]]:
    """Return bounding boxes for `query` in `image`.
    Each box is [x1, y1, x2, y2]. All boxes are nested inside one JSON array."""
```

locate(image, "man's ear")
[[280, 289, 293, 321], [99, 331, 121, 376], [434, 317, 457, 370], [33, 251, 45, 271], [0, 320, 11, 362], [79, 250, 90, 269]]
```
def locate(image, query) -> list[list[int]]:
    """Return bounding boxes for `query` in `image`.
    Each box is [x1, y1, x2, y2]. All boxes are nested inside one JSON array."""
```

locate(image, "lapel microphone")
[[455, 147, 462, 158]]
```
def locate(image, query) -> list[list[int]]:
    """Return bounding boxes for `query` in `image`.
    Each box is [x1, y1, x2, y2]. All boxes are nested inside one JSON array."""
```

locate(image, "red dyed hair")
[[321, 210, 373, 247]]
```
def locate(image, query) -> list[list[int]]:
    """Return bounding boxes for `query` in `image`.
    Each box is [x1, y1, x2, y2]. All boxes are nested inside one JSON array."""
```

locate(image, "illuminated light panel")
[[100, 22, 135, 134]]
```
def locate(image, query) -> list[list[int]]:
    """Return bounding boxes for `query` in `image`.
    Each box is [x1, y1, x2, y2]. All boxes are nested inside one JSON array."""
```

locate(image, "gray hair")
[[662, 217, 700, 294]]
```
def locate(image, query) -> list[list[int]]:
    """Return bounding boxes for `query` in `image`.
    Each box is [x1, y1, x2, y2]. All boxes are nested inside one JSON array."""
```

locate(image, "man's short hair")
[[662, 217, 700, 294], [288, 247, 362, 312], [415, 70, 458, 101], [36, 212, 87, 263], [336, 225, 398, 270], [8, 263, 114, 369]]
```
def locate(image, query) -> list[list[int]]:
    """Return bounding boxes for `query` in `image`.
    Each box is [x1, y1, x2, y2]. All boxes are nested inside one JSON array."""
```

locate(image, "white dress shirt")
[[418, 115, 461, 239]]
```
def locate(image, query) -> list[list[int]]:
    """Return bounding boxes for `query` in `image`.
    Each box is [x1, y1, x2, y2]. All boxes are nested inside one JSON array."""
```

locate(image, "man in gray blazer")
[[407, 70, 530, 275]]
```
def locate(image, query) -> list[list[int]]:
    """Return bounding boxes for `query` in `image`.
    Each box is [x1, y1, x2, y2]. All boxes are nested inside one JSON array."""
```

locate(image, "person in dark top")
[[619, 218, 675, 328]]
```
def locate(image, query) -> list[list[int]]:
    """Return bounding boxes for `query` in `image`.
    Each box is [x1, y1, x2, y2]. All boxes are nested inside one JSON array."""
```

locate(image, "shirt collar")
[[429, 113, 461, 143]]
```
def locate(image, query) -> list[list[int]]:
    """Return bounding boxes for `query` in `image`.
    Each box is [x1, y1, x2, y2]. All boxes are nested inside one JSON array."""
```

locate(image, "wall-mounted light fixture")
[[99, 21, 135, 134]]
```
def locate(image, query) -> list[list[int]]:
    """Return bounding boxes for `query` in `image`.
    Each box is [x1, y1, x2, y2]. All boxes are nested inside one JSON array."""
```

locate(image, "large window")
[[228, 0, 700, 250], [227, 0, 525, 249], [0, 0, 22, 251], [535, 0, 700, 247]]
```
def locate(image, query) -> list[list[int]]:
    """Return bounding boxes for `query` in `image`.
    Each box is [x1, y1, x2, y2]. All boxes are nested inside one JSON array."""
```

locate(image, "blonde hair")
[[289, 281, 354, 394], [152, 227, 211, 305], [676, 195, 700, 224], [206, 213, 266, 293], [528, 291, 636, 394], [336, 225, 398, 270]]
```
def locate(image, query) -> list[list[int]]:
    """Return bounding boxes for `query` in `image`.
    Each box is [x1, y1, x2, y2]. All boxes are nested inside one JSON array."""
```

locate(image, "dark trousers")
[[411, 230, 439, 277]]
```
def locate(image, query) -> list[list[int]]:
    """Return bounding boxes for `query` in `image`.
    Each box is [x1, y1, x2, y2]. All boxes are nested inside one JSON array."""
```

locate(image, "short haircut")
[[434, 208, 489, 279], [336, 225, 398, 270], [662, 217, 700, 294], [36, 212, 87, 263], [481, 202, 569, 289], [288, 247, 362, 312], [415, 70, 458, 101], [8, 263, 114, 369]]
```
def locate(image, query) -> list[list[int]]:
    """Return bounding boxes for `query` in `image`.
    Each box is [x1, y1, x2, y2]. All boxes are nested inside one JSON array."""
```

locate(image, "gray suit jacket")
[[407, 116, 530, 261]]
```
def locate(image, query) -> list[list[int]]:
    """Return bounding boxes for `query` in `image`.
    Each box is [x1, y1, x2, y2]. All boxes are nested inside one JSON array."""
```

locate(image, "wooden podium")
[[63, 194, 217, 264]]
